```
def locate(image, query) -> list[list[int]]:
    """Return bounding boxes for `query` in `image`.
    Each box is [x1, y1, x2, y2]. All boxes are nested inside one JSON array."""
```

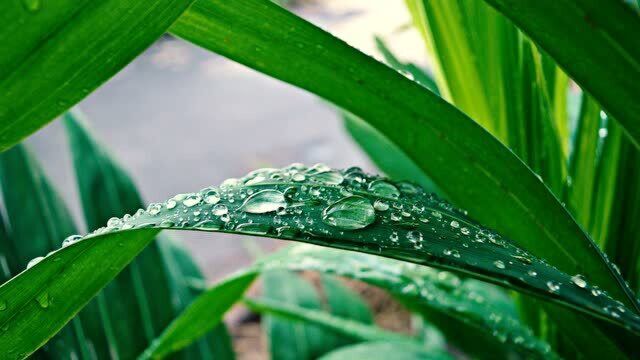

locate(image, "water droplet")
[[203, 188, 220, 204], [591, 287, 602, 297], [27, 257, 44, 269], [493, 260, 505, 269], [107, 217, 123, 228], [322, 196, 375, 230], [22, 0, 41, 12], [527, 270, 537, 277], [62, 234, 82, 248], [213, 204, 228, 216], [147, 203, 162, 216], [571, 274, 587, 288], [312, 171, 343, 185], [36, 292, 49, 308], [240, 190, 286, 214], [373, 199, 389, 211], [450, 220, 460, 228], [546, 281, 560, 293], [167, 199, 178, 210], [292, 173, 306, 182], [193, 220, 221, 230], [407, 230, 423, 243], [390, 231, 399, 243], [368, 180, 400, 198], [460, 227, 470, 235], [236, 223, 271, 235], [183, 194, 202, 207], [0, 300, 6, 311]]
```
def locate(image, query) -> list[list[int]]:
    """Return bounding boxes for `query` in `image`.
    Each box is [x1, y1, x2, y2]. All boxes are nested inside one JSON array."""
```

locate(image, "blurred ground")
[[27, 0, 426, 280]]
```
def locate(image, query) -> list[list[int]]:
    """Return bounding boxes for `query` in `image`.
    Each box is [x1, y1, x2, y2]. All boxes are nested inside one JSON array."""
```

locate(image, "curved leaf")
[[0, 0, 195, 151], [170, 0, 637, 310], [1, 164, 638, 358]]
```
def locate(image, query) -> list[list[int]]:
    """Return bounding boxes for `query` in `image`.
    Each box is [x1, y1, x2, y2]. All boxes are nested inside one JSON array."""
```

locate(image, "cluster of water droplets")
[[22, 163, 640, 332]]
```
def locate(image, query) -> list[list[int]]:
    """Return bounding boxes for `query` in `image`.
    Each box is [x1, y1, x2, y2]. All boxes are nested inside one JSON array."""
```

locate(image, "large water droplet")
[[27, 256, 44, 269], [312, 171, 344, 185], [62, 234, 82, 248], [368, 180, 400, 198], [322, 196, 375, 230], [493, 260, 505, 269], [240, 190, 287, 214], [212, 204, 228, 216], [571, 274, 587, 288], [147, 203, 162, 216], [202, 188, 220, 204], [183, 194, 202, 207]]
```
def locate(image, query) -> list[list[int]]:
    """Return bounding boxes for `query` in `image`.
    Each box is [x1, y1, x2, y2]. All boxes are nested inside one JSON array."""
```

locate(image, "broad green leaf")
[[0, 144, 92, 358], [65, 110, 233, 359], [244, 297, 417, 346], [170, 0, 637, 311], [480, 0, 640, 149], [2, 165, 639, 358], [140, 270, 257, 359], [318, 341, 450, 360], [0, 0, 195, 151]]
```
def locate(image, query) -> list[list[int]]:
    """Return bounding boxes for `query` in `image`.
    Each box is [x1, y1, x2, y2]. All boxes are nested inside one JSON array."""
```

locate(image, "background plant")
[[0, 0, 639, 359]]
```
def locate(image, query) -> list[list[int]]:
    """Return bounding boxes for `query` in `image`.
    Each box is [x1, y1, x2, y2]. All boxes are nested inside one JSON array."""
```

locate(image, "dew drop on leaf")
[[368, 180, 400, 198], [26, 256, 44, 269], [493, 260, 505, 269], [202, 188, 220, 204], [147, 203, 162, 216], [212, 204, 228, 216], [183, 194, 202, 207], [322, 196, 375, 230], [166, 199, 177, 209], [62, 234, 82, 248], [36, 292, 49, 309], [571, 274, 587, 288], [546, 281, 560, 293], [240, 190, 286, 214], [373, 199, 389, 211]]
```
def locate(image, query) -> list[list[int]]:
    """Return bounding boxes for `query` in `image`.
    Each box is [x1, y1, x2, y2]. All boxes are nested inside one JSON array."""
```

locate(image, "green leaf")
[[262, 270, 335, 360], [318, 341, 450, 360], [244, 297, 417, 346], [258, 245, 555, 359], [0, 0, 195, 151], [480, 0, 640, 148], [0, 144, 93, 359], [170, 0, 637, 311], [2, 165, 639, 358], [140, 270, 257, 359]]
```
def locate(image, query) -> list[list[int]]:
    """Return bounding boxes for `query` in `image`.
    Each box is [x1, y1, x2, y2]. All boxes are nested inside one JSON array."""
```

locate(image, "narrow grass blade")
[[0, 0, 195, 151], [480, 0, 640, 148], [139, 270, 257, 359], [170, 0, 637, 311], [567, 95, 602, 229]]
